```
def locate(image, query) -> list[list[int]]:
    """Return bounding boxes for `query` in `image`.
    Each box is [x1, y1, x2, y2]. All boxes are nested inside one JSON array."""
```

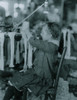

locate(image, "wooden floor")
[[0, 78, 77, 100], [0, 88, 77, 100], [0, 75, 77, 100], [0, 90, 5, 100]]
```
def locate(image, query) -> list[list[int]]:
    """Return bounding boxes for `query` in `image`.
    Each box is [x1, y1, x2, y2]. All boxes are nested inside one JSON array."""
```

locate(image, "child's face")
[[41, 25, 52, 41]]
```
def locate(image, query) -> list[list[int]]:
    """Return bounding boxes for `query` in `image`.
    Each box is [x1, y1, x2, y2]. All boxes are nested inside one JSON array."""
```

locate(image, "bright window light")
[[14, 3, 24, 11], [0, 1, 9, 16], [0, 1, 8, 10], [14, 3, 24, 18], [14, 12, 18, 18]]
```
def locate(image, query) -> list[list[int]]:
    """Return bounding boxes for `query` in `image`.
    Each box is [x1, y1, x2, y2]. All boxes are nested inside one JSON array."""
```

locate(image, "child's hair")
[[47, 22, 61, 38], [32, 22, 61, 39], [32, 21, 45, 38]]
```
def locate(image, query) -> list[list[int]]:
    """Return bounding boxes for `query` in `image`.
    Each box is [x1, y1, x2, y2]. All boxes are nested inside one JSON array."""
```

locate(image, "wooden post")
[[21, 21, 32, 71], [66, 30, 71, 57], [75, 4, 77, 19], [23, 36, 28, 71], [27, 42, 32, 68], [60, 0, 65, 26], [8, 32, 15, 68], [16, 41, 20, 64], [0, 33, 5, 70]]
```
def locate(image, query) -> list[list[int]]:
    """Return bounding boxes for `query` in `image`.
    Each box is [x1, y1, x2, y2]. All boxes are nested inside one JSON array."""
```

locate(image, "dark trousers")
[[3, 86, 23, 100]]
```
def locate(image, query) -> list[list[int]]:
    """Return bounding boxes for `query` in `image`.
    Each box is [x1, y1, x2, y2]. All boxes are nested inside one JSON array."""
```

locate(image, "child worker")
[[3, 22, 60, 100]]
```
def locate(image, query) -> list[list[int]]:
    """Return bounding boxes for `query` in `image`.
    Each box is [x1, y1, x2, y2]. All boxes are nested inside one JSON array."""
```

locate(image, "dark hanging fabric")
[[58, 33, 64, 54]]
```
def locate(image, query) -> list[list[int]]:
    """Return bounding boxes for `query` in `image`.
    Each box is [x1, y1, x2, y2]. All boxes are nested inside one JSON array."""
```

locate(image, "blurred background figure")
[[47, 4, 60, 23], [14, 7, 24, 24], [4, 15, 13, 32]]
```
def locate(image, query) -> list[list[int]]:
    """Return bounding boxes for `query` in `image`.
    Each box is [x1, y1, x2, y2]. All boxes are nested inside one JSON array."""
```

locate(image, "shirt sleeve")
[[29, 37, 58, 53]]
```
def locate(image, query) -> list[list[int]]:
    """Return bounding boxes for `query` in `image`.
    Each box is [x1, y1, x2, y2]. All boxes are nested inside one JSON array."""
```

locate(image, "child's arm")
[[71, 39, 77, 51], [29, 37, 58, 53]]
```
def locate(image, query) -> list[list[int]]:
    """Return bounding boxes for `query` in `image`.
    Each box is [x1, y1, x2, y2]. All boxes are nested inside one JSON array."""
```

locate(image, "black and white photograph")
[[0, 0, 77, 100]]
